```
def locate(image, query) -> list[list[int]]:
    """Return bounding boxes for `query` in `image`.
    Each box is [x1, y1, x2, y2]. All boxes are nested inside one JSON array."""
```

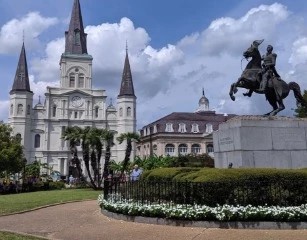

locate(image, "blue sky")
[[1, 0, 307, 128]]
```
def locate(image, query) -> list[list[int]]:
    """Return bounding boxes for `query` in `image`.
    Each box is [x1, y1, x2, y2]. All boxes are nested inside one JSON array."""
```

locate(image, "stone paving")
[[0, 200, 306, 240]]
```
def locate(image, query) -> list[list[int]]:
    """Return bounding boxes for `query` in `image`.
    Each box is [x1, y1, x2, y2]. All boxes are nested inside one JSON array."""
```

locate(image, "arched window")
[[10, 104, 13, 115], [17, 104, 23, 115], [69, 74, 75, 88], [153, 144, 157, 153], [34, 134, 41, 148], [27, 105, 31, 115], [119, 107, 123, 117], [52, 105, 57, 117], [95, 106, 99, 118], [127, 107, 131, 117], [207, 144, 214, 153], [191, 144, 201, 154], [178, 144, 188, 155], [78, 74, 84, 88], [165, 144, 175, 156]]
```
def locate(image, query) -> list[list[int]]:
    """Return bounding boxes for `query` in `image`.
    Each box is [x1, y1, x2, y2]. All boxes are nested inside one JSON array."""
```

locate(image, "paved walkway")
[[0, 200, 306, 240]]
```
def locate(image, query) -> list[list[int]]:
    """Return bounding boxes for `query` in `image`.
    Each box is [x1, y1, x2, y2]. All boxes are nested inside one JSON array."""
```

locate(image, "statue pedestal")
[[213, 116, 307, 169]]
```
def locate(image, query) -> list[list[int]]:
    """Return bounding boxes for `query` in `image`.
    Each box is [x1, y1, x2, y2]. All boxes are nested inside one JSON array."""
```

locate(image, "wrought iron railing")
[[103, 179, 307, 207]]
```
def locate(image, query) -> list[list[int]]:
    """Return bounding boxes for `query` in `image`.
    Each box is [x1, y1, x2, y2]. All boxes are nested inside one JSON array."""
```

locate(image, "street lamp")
[[22, 158, 27, 192]]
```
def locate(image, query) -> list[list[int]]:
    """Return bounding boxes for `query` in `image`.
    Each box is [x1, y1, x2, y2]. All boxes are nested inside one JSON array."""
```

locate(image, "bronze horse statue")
[[229, 40, 306, 116]]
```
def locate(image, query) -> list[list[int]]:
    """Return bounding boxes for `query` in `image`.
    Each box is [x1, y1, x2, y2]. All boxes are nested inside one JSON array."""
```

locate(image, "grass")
[[0, 231, 45, 240], [0, 188, 100, 216]]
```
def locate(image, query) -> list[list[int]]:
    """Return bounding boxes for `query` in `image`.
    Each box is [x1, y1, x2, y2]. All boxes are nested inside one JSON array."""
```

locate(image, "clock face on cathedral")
[[71, 96, 84, 108]]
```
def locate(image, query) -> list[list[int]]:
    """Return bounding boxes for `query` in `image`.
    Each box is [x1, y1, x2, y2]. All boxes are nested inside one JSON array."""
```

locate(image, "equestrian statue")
[[229, 39, 307, 116]]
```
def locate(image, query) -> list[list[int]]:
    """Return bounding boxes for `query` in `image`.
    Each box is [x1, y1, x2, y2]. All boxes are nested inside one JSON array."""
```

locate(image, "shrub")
[[49, 181, 65, 190]]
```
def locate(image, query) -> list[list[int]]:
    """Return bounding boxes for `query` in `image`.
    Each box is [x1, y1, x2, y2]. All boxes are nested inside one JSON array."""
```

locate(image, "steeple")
[[10, 42, 31, 94], [64, 0, 88, 54], [118, 46, 135, 97], [196, 88, 209, 112]]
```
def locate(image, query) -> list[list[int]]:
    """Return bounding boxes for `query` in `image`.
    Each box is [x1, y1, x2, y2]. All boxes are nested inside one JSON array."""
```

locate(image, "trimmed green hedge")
[[134, 168, 307, 206]]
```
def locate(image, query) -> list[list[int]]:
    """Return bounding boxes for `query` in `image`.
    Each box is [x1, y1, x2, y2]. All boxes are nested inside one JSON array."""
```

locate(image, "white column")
[[64, 158, 68, 176], [58, 158, 61, 173]]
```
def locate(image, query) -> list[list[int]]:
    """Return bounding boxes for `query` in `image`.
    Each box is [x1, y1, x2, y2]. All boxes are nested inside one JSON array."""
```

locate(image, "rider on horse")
[[258, 45, 281, 94]]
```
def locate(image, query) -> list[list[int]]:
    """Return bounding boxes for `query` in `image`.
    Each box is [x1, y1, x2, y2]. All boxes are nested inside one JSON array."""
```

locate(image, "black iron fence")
[[103, 179, 307, 207]]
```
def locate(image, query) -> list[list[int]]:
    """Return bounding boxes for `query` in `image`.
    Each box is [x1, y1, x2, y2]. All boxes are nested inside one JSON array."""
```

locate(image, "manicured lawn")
[[0, 231, 45, 240], [0, 189, 100, 216]]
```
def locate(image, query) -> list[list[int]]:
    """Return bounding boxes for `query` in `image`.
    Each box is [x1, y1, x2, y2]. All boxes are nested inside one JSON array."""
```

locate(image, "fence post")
[[103, 179, 109, 200]]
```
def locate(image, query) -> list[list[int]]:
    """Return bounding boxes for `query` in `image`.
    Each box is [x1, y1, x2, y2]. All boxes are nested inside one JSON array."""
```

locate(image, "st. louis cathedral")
[[8, 0, 136, 177]]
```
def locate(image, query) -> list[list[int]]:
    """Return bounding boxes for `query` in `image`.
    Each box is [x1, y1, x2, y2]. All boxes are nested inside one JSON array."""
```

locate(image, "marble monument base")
[[213, 116, 307, 169]]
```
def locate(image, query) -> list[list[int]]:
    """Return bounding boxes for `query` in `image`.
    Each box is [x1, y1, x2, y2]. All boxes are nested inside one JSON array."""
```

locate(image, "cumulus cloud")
[[0, 12, 58, 54]]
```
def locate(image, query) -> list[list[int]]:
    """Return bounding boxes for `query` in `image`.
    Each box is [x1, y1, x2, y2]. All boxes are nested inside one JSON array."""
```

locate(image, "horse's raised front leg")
[[229, 83, 236, 101], [243, 89, 253, 97]]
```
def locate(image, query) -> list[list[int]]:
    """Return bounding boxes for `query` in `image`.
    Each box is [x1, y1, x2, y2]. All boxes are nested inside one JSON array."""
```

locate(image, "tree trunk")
[[83, 144, 97, 189]]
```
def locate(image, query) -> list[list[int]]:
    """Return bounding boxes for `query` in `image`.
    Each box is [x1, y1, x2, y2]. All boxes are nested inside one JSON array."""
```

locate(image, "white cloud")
[[0, 12, 58, 54]]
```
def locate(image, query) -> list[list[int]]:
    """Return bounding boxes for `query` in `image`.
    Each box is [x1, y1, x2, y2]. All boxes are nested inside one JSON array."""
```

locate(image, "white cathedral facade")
[[8, 0, 136, 177]]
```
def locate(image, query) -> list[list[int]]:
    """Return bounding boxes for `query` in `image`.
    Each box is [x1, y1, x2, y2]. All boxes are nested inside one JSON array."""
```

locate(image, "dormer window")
[[191, 123, 199, 133], [153, 125, 157, 133], [165, 123, 174, 132], [178, 123, 186, 133], [205, 123, 213, 133]]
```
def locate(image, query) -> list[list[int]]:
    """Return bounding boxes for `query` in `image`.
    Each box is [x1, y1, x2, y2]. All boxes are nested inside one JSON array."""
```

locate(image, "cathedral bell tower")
[[9, 42, 33, 160], [59, 0, 93, 90]]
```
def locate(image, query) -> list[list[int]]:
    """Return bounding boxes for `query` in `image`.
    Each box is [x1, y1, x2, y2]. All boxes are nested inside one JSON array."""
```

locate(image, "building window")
[[16, 133, 21, 143], [27, 105, 30, 115], [147, 127, 151, 135], [69, 74, 75, 88], [165, 144, 175, 156], [95, 106, 99, 118], [191, 144, 201, 154], [191, 124, 199, 133], [74, 111, 78, 119], [178, 123, 186, 133], [207, 144, 214, 153], [78, 75, 84, 88], [153, 144, 157, 151], [17, 104, 23, 115], [178, 144, 188, 155], [119, 107, 123, 117], [165, 123, 174, 132], [153, 125, 157, 133], [10, 104, 13, 115], [34, 134, 40, 148], [52, 105, 57, 117], [127, 107, 131, 117], [205, 123, 213, 133]]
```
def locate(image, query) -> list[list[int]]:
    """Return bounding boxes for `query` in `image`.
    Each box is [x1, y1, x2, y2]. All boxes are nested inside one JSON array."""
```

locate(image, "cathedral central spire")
[[64, 0, 88, 54]]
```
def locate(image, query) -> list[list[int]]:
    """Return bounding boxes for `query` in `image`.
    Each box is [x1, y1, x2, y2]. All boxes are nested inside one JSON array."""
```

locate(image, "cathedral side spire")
[[118, 47, 135, 97], [10, 42, 32, 93], [64, 0, 88, 54]]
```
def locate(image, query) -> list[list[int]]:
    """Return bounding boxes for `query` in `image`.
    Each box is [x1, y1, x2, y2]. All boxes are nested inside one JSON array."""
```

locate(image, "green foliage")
[[0, 122, 24, 175], [133, 155, 176, 170], [0, 231, 45, 240], [294, 90, 307, 118], [49, 181, 65, 190]]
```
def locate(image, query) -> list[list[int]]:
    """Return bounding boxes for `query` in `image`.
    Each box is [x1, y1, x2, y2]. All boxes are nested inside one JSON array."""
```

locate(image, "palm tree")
[[117, 132, 140, 176], [102, 129, 115, 179], [63, 126, 83, 179]]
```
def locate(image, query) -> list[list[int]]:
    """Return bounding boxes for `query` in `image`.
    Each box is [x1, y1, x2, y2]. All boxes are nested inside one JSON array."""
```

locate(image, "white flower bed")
[[98, 194, 307, 221]]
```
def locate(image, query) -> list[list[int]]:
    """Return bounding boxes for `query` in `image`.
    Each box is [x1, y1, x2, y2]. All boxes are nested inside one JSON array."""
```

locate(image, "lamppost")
[[22, 158, 27, 192]]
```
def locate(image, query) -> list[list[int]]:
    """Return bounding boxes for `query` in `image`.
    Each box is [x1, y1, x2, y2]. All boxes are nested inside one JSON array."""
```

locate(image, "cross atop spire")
[[10, 42, 32, 94], [202, 87, 205, 96], [118, 47, 135, 97], [64, 0, 88, 54]]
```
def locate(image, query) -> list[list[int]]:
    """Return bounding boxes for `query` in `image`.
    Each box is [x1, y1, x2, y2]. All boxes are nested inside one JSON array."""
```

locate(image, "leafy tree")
[[0, 122, 24, 175], [117, 132, 140, 174], [294, 90, 307, 118]]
